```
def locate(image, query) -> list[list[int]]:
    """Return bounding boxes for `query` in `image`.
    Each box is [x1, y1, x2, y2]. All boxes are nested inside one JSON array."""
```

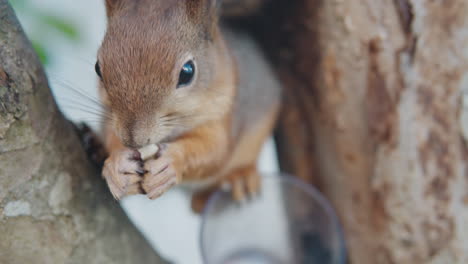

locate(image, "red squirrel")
[[97, 0, 281, 211]]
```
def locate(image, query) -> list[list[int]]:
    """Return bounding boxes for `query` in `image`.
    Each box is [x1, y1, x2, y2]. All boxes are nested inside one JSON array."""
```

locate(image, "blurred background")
[[10, 0, 280, 263]]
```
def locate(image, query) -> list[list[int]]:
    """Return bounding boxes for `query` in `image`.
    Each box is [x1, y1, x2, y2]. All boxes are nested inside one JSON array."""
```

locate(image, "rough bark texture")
[[253, 0, 468, 263], [0, 2, 166, 263]]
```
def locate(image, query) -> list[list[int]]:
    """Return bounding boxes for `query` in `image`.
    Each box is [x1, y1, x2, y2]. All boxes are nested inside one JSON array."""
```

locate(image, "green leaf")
[[39, 15, 79, 41], [31, 40, 49, 65]]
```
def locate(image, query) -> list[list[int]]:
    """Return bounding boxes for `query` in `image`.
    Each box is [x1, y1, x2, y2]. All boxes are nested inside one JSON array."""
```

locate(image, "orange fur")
[[98, 0, 281, 208]]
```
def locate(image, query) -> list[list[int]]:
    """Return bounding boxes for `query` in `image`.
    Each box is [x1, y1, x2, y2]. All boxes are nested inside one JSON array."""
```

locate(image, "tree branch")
[[0, 1, 166, 263]]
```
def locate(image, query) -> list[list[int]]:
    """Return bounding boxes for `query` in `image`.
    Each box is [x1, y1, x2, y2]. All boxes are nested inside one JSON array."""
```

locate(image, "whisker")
[[76, 120, 106, 129], [49, 75, 104, 108], [57, 97, 109, 115], [159, 113, 175, 119], [160, 113, 194, 122], [75, 57, 95, 67], [57, 55, 96, 68], [60, 104, 113, 120], [159, 122, 192, 130], [77, 119, 105, 125], [163, 109, 223, 121], [58, 97, 107, 112], [53, 85, 103, 109]]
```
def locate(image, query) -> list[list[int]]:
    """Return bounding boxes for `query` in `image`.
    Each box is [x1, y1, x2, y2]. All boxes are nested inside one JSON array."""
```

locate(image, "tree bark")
[[0, 1, 166, 263], [253, 0, 468, 263]]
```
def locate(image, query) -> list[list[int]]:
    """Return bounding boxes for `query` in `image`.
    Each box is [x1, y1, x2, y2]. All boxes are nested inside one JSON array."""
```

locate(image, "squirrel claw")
[[222, 166, 261, 202], [142, 156, 179, 200], [102, 148, 145, 200]]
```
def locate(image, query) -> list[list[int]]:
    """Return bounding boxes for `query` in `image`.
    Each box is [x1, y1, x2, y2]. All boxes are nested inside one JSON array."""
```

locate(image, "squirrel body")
[[98, 0, 280, 209]]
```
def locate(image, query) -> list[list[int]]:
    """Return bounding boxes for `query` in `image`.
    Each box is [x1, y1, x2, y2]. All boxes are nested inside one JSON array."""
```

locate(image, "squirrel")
[[97, 0, 281, 211]]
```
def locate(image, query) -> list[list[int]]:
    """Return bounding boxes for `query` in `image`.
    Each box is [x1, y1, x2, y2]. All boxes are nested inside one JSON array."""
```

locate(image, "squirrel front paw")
[[142, 152, 180, 200], [102, 149, 145, 200]]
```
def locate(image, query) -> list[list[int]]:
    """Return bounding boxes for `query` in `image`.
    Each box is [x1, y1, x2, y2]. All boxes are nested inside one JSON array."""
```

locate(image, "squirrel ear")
[[203, 0, 221, 38], [104, 0, 122, 17], [208, 0, 219, 8], [207, 0, 221, 14]]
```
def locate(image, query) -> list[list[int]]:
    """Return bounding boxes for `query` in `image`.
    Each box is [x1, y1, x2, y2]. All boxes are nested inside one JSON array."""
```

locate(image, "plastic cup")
[[200, 174, 347, 264]]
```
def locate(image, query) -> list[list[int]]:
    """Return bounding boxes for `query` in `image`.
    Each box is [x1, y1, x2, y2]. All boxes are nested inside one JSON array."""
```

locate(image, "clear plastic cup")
[[200, 174, 347, 264]]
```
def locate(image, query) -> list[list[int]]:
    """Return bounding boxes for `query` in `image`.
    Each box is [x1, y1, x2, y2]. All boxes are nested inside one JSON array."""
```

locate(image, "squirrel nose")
[[121, 128, 151, 149], [121, 132, 140, 149], [118, 119, 151, 148], [123, 140, 140, 149], [119, 124, 142, 148]]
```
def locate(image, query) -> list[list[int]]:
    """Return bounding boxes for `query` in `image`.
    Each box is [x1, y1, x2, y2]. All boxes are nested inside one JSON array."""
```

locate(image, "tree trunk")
[[253, 0, 468, 263], [0, 2, 166, 263]]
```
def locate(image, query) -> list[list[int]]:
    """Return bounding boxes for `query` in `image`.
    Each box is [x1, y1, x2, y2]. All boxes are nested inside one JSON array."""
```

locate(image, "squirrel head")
[[97, 0, 232, 148]]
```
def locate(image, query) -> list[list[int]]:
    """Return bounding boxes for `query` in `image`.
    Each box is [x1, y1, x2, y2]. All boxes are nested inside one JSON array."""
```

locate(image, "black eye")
[[95, 61, 102, 79], [177, 60, 195, 88]]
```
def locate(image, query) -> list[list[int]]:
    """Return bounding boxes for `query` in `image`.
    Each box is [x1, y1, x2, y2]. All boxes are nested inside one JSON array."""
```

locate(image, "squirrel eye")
[[177, 60, 195, 88], [95, 61, 102, 79]]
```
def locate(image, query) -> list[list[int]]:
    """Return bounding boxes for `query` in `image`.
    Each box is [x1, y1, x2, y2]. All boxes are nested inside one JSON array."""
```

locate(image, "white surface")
[[13, 1, 281, 263]]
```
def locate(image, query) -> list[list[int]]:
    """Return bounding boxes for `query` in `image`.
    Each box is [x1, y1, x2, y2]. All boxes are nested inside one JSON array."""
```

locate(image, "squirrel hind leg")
[[190, 165, 261, 213], [191, 187, 218, 214], [223, 165, 261, 202]]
